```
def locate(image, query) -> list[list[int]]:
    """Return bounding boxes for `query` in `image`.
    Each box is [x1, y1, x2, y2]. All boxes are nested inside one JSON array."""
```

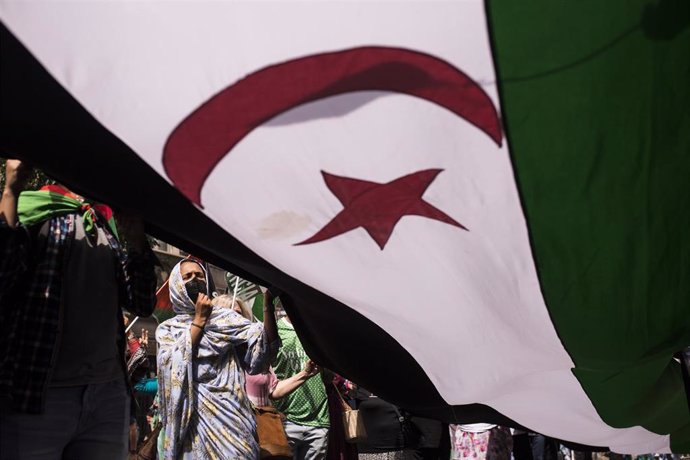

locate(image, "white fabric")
[[458, 424, 496, 434]]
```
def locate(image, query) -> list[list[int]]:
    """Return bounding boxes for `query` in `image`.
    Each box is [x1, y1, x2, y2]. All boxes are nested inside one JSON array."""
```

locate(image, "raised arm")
[[0, 160, 33, 302], [191, 293, 213, 351], [0, 159, 32, 228], [270, 360, 321, 400], [262, 288, 280, 345]]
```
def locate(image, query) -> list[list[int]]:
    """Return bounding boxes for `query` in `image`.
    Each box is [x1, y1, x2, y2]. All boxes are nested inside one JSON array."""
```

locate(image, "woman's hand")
[[264, 288, 278, 312], [191, 293, 213, 352], [3, 159, 33, 195], [302, 359, 320, 378], [194, 293, 213, 327], [270, 359, 322, 400]]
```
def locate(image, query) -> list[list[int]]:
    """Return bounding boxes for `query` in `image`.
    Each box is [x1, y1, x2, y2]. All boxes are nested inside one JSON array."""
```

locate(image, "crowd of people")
[[1, 159, 687, 460]]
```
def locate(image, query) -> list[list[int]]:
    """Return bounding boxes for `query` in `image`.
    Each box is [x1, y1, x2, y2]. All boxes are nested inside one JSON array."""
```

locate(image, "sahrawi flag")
[[1, 0, 689, 454]]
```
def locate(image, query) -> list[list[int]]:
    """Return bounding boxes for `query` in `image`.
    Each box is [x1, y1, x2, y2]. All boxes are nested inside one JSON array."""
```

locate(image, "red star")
[[297, 169, 467, 250]]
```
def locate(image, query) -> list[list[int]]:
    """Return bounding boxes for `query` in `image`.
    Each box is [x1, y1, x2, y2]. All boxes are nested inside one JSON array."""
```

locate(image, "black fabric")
[[680, 347, 690, 412], [184, 278, 206, 304], [404, 418, 450, 460], [356, 397, 405, 453], [529, 434, 559, 460], [407, 417, 443, 449], [512, 433, 534, 460]]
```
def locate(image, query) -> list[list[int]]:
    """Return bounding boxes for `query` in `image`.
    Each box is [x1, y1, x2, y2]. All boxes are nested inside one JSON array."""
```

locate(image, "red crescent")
[[163, 46, 503, 206]]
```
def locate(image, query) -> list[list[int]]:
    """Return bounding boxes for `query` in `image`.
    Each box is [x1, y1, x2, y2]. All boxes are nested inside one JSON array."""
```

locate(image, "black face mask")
[[185, 278, 207, 304]]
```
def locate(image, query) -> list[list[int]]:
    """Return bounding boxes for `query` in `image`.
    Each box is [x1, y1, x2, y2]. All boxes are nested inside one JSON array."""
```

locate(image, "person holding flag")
[[0, 159, 157, 459]]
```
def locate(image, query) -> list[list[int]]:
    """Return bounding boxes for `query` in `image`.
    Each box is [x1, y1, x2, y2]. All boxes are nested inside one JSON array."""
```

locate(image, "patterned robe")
[[156, 262, 278, 459]]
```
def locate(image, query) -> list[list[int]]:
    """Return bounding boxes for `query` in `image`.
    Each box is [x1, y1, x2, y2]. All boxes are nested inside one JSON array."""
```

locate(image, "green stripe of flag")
[[488, 0, 690, 451]]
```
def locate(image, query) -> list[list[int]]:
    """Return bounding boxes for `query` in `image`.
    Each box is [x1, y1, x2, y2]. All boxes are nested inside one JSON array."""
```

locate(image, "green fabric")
[[271, 318, 329, 428], [17, 190, 118, 238], [153, 309, 175, 324], [252, 296, 264, 322], [488, 0, 690, 452]]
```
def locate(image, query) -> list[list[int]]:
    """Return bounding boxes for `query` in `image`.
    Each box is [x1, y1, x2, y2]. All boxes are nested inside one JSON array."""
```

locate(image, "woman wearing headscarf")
[[156, 259, 280, 459]]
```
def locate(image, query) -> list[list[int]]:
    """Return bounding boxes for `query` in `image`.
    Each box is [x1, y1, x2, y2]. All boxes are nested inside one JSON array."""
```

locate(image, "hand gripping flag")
[[1, 1, 689, 454]]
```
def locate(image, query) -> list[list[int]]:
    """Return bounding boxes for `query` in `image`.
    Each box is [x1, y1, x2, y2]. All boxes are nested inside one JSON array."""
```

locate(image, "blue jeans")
[[0, 379, 129, 460]]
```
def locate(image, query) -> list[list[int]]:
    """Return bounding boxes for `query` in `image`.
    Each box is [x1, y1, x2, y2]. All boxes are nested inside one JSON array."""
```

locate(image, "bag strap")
[[253, 405, 281, 415], [150, 421, 163, 437], [331, 382, 352, 412], [136, 421, 163, 453]]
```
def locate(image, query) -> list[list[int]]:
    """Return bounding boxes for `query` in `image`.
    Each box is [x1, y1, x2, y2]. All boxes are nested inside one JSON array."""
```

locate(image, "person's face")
[[180, 261, 208, 303], [180, 261, 206, 283], [232, 301, 242, 315]]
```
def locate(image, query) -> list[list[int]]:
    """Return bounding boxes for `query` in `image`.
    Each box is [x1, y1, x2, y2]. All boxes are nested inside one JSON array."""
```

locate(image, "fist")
[[303, 359, 320, 378], [194, 293, 213, 324], [3, 159, 33, 194]]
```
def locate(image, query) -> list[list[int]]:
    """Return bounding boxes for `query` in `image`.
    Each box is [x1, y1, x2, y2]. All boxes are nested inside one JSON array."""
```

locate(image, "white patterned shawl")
[[156, 261, 279, 459]]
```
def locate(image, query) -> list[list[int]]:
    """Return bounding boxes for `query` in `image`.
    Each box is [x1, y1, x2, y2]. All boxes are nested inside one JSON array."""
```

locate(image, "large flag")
[[1, 1, 688, 454]]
